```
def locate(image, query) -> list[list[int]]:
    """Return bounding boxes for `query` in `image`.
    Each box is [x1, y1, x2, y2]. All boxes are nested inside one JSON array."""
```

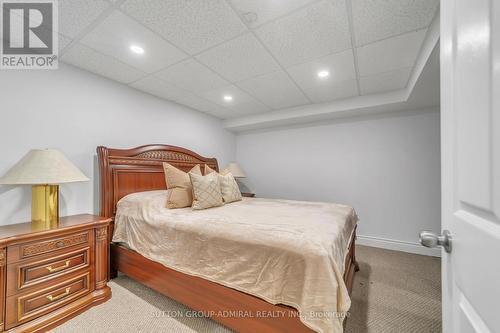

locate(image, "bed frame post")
[[343, 226, 359, 295], [354, 239, 360, 272], [97, 146, 116, 279]]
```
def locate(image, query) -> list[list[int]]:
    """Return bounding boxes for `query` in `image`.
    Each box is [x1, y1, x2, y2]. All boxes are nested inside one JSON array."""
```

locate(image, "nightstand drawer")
[[5, 271, 91, 329], [0, 215, 111, 332], [7, 230, 93, 264], [6, 246, 91, 296]]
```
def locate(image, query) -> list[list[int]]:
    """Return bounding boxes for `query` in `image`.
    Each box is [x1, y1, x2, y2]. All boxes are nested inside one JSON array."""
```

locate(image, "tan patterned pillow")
[[204, 165, 242, 203], [189, 172, 224, 210], [163, 163, 201, 208], [219, 173, 242, 203], [204, 164, 217, 175]]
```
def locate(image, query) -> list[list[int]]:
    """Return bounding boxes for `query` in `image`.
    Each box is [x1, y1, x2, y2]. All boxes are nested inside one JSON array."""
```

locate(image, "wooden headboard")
[[97, 145, 218, 218]]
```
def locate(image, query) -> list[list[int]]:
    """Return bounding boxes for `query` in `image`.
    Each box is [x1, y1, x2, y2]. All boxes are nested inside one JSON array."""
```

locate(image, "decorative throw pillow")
[[189, 172, 224, 210], [204, 165, 242, 203], [204, 164, 217, 175], [163, 163, 201, 208]]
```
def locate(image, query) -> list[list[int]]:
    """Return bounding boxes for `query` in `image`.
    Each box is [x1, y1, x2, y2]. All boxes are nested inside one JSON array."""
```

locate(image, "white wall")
[[0, 62, 441, 256], [236, 109, 441, 256], [0, 64, 236, 225]]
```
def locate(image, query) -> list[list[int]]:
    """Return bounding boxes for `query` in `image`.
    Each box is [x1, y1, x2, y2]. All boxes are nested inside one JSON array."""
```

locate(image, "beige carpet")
[[344, 246, 441, 333], [52, 245, 441, 333]]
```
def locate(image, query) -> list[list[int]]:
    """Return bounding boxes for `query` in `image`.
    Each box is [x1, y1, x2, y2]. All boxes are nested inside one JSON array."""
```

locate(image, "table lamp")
[[0, 149, 89, 226], [224, 162, 247, 178]]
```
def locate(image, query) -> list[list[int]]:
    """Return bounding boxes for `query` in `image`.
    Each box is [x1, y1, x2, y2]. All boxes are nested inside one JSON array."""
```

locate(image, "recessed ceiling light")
[[130, 45, 145, 55], [223, 95, 233, 102], [317, 70, 330, 79]]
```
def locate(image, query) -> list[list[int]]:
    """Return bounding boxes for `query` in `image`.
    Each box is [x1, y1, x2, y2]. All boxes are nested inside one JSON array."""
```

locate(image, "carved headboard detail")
[[97, 145, 219, 218], [134, 151, 200, 162]]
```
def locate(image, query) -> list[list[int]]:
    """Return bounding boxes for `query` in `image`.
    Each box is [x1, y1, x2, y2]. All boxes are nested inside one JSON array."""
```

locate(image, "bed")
[[97, 144, 359, 333]]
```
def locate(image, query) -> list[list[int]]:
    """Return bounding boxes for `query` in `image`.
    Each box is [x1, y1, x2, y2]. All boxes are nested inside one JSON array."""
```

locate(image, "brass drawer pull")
[[46, 287, 71, 302], [46, 260, 71, 273], [56, 241, 65, 248]]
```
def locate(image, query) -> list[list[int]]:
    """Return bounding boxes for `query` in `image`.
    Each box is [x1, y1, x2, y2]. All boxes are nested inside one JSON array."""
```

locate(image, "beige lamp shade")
[[0, 149, 89, 185], [224, 162, 247, 178]]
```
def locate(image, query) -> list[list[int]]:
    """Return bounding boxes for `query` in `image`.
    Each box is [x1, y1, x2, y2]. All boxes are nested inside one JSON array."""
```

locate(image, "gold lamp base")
[[32, 184, 59, 230]]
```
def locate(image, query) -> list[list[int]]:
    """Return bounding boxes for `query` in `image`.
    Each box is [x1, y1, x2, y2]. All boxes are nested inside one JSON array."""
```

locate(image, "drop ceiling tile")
[[288, 49, 357, 82], [130, 76, 190, 101], [132, 75, 237, 118], [175, 93, 236, 118], [80, 11, 187, 73], [62, 43, 146, 83], [360, 67, 412, 95], [155, 58, 229, 93], [236, 71, 309, 109], [201, 85, 270, 114], [352, 0, 438, 46], [58, 35, 72, 53], [255, 0, 351, 67], [176, 96, 219, 113], [203, 108, 241, 119], [286, 49, 357, 102], [229, 0, 315, 28], [357, 29, 427, 76], [233, 100, 270, 114], [301, 79, 358, 103], [60, 0, 110, 38], [196, 33, 280, 82], [121, 0, 248, 54]]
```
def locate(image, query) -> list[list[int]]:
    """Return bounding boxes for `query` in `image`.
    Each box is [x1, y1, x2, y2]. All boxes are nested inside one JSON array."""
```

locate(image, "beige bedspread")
[[113, 191, 358, 333]]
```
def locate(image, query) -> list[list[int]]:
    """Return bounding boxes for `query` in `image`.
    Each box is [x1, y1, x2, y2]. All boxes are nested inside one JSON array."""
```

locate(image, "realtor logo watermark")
[[1, 0, 58, 69]]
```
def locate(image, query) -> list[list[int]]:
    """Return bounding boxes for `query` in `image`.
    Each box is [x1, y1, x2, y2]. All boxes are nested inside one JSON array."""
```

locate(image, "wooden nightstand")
[[0, 214, 112, 332], [241, 192, 255, 198]]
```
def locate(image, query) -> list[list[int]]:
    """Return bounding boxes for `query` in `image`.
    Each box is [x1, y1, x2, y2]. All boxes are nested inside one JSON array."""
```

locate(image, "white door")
[[437, 0, 500, 332]]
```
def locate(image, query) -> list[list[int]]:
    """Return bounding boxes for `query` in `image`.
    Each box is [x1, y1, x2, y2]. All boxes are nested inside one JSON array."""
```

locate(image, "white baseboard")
[[357, 235, 441, 257]]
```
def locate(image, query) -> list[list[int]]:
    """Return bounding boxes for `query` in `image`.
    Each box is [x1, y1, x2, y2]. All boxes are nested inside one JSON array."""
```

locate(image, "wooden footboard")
[[110, 230, 358, 333], [111, 243, 313, 333]]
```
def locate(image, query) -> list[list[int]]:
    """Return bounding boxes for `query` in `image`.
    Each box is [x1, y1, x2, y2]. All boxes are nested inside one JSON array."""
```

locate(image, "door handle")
[[419, 230, 452, 253]]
